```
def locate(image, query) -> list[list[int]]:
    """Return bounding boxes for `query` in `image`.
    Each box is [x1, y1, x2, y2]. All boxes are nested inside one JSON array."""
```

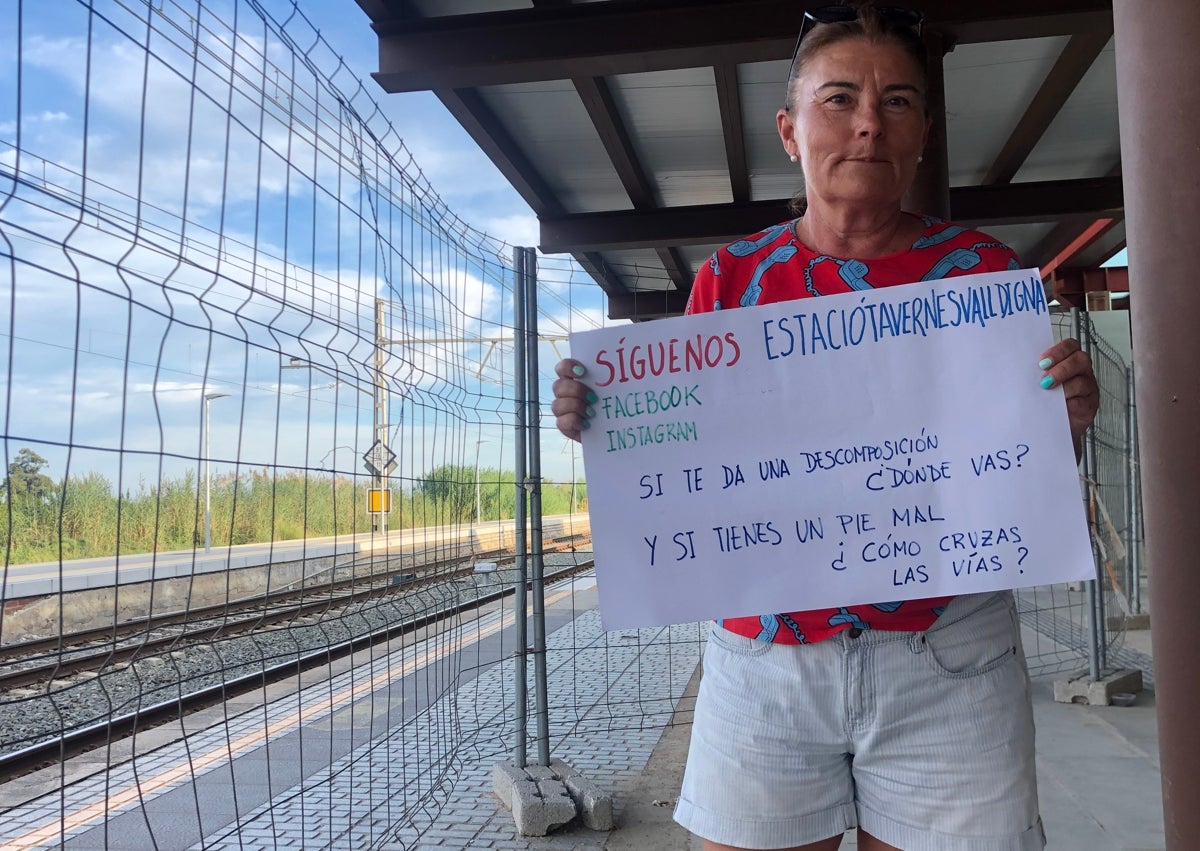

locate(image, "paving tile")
[[2, 596, 707, 850]]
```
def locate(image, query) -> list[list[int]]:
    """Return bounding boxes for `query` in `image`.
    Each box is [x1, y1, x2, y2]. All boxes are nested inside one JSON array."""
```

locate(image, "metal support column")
[[522, 246, 551, 768], [1114, 1, 1200, 844], [511, 248, 529, 769]]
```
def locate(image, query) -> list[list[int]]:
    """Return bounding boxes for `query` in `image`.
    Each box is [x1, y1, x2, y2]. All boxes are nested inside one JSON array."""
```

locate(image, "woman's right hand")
[[550, 358, 595, 443]]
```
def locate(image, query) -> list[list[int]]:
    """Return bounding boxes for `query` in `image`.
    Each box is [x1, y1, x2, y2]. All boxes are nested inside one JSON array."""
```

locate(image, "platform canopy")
[[356, 0, 1123, 319]]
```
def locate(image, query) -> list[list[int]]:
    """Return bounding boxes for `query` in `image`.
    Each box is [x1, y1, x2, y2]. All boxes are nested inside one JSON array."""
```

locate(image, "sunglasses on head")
[[784, 5, 926, 107]]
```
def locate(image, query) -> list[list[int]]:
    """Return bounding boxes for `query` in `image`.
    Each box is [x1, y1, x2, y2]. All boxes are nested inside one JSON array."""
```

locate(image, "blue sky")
[[0, 0, 610, 495], [263, 1, 541, 247], [1103, 248, 1127, 267]]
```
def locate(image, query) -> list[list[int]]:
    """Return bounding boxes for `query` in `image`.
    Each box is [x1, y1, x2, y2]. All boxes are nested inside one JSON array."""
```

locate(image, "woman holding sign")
[[553, 4, 1099, 850]]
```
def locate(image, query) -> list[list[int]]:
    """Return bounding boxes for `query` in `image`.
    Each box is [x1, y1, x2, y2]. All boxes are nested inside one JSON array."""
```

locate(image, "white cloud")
[[474, 213, 539, 249], [396, 132, 513, 202], [2, 0, 610, 493]]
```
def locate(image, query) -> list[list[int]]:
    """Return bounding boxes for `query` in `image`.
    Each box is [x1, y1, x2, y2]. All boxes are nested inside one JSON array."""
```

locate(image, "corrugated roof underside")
[[975, 222, 1058, 263], [475, 81, 634, 213], [606, 68, 733, 207], [601, 249, 677, 291], [1075, 220, 1126, 267], [1014, 39, 1119, 183], [408, 0, 528, 16], [739, 59, 806, 200], [944, 37, 1069, 187], [678, 244, 720, 273]]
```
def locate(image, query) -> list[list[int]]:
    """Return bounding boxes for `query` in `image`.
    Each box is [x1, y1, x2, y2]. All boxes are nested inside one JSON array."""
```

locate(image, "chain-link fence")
[[0, 1, 625, 848], [1014, 308, 1146, 682], [0, 0, 1149, 847]]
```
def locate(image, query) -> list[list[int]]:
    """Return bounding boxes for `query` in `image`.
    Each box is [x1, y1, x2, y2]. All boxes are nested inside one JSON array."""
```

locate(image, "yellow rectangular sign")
[[367, 488, 391, 513]]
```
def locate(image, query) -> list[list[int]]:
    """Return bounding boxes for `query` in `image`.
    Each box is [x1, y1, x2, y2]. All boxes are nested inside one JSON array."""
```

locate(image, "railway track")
[[0, 533, 591, 693], [0, 546, 595, 780]]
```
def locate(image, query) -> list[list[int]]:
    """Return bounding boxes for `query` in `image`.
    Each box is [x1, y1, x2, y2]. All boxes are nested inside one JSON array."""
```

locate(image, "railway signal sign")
[[362, 439, 396, 476], [367, 488, 391, 514]]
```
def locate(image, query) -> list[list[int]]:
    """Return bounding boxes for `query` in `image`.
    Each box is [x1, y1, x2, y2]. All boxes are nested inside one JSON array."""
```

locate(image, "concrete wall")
[[1091, 310, 1134, 368], [1, 515, 591, 644]]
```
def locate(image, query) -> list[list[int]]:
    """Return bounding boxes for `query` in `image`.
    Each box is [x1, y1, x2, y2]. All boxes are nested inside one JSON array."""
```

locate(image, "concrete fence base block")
[[492, 759, 614, 834], [551, 758, 615, 831], [492, 760, 578, 836], [1053, 668, 1145, 706], [1108, 613, 1151, 631]]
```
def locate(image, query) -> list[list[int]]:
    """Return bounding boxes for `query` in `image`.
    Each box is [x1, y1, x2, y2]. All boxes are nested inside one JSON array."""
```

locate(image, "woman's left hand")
[[1039, 338, 1100, 457]]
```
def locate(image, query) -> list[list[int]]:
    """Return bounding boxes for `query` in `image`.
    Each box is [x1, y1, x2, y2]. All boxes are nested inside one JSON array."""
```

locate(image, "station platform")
[[1, 516, 590, 601], [0, 516, 593, 645], [0, 572, 1164, 850]]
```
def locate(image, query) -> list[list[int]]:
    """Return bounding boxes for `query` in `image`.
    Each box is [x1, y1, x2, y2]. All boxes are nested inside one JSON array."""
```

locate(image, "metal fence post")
[[1088, 323, 1108, 673], [1127, 368, 1143, 615], [1075, 309, 1103, 681], [523, 246, 551, 768], [512, 247, 529, 769]]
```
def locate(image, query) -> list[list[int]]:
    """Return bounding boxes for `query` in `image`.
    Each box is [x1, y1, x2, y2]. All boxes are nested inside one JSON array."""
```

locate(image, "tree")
[[3, 448, 56, 502], [418, 464, 476, 520]]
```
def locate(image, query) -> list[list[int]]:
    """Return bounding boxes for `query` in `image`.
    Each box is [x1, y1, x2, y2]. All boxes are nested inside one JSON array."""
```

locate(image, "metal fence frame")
[[1011, 308, 1145, 682], [0, 0, 1153, 845]]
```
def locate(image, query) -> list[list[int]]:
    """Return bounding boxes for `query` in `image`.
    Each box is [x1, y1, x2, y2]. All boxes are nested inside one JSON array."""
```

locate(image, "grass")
[[0, 466, 586, 565]]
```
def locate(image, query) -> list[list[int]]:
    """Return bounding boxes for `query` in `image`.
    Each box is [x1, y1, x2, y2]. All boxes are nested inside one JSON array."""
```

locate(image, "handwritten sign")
[[570, 268, 1094, 630]]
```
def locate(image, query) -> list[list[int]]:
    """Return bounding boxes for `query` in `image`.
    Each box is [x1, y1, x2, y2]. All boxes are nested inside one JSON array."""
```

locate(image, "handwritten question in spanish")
[[570, 268, 1094, 630]]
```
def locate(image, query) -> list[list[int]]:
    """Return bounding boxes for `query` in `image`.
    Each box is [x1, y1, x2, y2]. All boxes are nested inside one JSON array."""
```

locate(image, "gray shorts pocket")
[[707, 622, 773, 657], [917, 594, 1019, 679]]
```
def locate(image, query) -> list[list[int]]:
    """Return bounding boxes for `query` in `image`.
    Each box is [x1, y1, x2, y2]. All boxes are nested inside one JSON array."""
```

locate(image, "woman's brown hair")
[[784, 2, 929, 113]]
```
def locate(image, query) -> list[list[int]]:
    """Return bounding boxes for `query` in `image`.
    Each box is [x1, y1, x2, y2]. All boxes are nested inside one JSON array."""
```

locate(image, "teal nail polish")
[[572, 364, 585, 377], [585, 406, 595, 418], [582, 419, 591, 430], [1038, 358, 1054, 370], [1040, 375, 1055, 390], [586, 391, 598, 403]]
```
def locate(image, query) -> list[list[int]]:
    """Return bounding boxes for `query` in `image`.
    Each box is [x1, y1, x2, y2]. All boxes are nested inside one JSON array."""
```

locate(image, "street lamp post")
[[474, 438, 488, 523], [562, 438, 580, 515], [203, 392, 231, 552]]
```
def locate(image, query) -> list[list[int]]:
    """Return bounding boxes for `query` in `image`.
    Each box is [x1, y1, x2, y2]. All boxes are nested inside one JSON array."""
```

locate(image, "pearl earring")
[[917, 156, 924, 163], [790, 154, 798, 163]]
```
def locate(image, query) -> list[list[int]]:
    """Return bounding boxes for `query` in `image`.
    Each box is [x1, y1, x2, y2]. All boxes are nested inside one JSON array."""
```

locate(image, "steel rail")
[[0, 555, 595, 780], [0, 536, 590, 692]]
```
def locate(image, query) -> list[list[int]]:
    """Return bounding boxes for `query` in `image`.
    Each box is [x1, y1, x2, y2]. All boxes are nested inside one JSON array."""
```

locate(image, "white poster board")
[[570, 268, 1094, 630]]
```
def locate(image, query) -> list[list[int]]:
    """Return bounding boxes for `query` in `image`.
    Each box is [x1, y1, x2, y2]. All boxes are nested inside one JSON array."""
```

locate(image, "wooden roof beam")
[[436, 87, 629, 295], [1094, 238, 1127, 267], [436, 87, 559, 218], [572, 77, 654, 210], [1025, 161, 1123, 268], [1050, 266, 1129, 309], [714, 64, 751, 204], [368, 0, 1114, 93], [539, 176, 1124, 253], [607, 289, 692, 321], [1027, 215, 1095, 269], [571, 75, 691, 290], [983, 28, 1113, 185], [1040, 217, 1121, 278]]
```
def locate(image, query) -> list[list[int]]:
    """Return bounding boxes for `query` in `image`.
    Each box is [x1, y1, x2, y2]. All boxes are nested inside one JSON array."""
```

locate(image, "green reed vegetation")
[[0, 450, 587, 565]]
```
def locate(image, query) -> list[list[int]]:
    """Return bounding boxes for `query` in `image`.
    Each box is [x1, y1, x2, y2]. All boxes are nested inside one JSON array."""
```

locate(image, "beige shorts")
[[674, 592, 1044, 851]]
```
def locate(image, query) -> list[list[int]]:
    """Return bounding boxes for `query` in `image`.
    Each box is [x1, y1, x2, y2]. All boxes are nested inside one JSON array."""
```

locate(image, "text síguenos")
[[594, 333, 740, 387]]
